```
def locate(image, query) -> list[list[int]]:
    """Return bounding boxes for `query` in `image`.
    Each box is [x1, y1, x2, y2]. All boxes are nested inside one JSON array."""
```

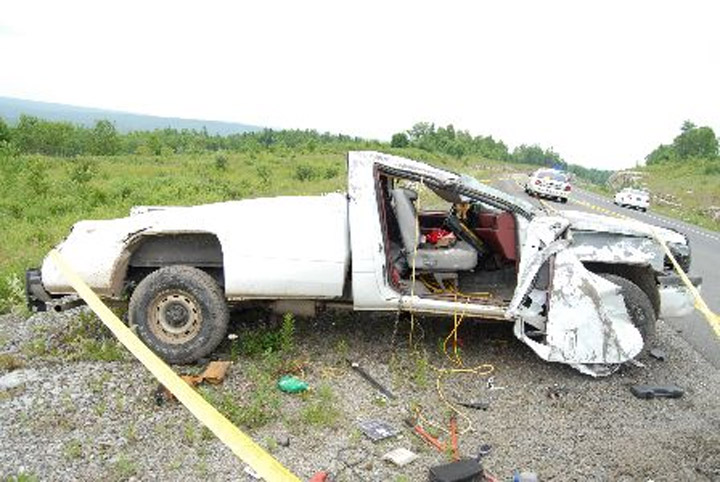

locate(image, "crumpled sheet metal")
[[514, 250, 643, 376], [507, 215, 570, 317], [569, 231, 664, 271], [561, 210, 686, 245]]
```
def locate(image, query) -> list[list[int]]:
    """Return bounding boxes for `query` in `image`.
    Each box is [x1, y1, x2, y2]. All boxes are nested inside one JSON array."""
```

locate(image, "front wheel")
[[129, 265, 229, 364], [600, 274, 656, 354]]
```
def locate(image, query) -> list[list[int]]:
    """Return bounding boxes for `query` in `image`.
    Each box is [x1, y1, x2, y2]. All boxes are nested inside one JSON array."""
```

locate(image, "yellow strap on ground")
[[48, 250, 301, 482]]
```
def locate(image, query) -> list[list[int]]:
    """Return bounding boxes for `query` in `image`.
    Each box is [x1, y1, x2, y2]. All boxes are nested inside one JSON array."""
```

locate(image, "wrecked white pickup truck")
[[26, 151, 701, 375]]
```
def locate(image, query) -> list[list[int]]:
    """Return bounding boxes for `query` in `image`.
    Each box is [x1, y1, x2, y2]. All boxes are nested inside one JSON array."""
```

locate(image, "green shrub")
[[0, 274, 26, 315], [242, 313, 295, 356], [294, 163, 317, 181], [324, 166, 340, 179], [215, 153, 228, 170], [301, 384, 341, 427], [69, 159, 96, 184], [703, 163, 720, 175]]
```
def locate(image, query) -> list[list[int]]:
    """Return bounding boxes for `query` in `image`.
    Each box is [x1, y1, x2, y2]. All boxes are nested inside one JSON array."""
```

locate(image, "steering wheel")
[[445, 214, 489, 257]]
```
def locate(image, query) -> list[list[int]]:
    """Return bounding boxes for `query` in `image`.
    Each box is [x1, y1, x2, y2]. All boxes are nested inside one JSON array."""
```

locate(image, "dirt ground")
[[1, 308, 719, 481]]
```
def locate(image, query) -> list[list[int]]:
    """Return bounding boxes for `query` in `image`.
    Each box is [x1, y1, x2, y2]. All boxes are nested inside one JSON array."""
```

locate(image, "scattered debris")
[[277, 375, 308, 393], [457, 401, 489, 410], [486, 376, 506, 391], [382, 447, 418, 467], [243, 465, 261, 480], [155, 361, 233, 404], [476, 444, 492, 459], [429, 458, 483, 482], [547, 384, 570, 399], [631, 384, 684, 399], [201, 360, 232, 384], [348, 359, 396, 399], [276, 435, 290, 447], [405, 415, 460, 460], [0, 368, 39, 391], [308, 471, 329, 482], [649, 348, 667, 361], [358, 419, 399, 442], [513, 471, 539, 482]]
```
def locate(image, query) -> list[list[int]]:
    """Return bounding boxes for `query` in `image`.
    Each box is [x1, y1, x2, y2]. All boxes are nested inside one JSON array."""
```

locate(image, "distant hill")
[[0, 97, 262, 135]]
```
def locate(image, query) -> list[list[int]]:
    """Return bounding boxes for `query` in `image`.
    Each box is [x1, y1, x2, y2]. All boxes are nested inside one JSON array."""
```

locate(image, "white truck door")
[[347, 152, 402, 310]]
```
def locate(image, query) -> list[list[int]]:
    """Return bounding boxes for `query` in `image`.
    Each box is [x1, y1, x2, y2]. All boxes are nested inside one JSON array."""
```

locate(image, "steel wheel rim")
[[148, 290, 202, 344]]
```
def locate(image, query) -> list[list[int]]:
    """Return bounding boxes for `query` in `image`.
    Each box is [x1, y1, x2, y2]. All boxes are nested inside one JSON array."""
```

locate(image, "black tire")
[[129, 265, 229, 364], [600, 274, 656, 354]]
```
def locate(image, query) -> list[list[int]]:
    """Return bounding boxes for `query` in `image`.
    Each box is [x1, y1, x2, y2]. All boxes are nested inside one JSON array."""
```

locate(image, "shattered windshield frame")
[[456, 174, 539, 219]]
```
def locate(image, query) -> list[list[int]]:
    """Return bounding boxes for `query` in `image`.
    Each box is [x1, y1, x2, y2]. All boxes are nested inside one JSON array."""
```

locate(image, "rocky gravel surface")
[[1, 308, 719, 481]]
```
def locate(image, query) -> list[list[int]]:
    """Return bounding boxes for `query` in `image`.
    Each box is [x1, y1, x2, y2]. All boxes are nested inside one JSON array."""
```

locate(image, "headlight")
[[664, 240, 691, 273]]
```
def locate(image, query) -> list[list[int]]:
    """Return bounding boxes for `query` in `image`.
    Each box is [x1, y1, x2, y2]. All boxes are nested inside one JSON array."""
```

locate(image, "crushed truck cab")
[[27, 151, 701, 375]]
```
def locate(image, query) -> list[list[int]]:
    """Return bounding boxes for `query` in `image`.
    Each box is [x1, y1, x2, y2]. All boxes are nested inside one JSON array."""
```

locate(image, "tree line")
[[0, 115, 372, 157], [391, 122, 612, 185], [645, 121, 719, 165], [0, 115, 613, 184]]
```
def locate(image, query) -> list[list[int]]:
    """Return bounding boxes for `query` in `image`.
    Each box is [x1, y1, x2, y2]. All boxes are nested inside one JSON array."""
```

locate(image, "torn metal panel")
[[516, 289, 548, 331], [569, 231, 665, 271], [514, 250, 643, 375], [562, 210, 686, 244], [507, 215, 570, 316]]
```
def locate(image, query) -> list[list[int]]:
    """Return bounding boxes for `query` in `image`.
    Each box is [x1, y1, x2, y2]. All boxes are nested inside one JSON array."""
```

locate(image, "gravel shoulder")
[[1, 308, 719, 481]]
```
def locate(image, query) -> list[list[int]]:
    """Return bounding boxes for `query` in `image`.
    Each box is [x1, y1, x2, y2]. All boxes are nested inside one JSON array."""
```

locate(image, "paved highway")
[[495, 176, 720, 368]]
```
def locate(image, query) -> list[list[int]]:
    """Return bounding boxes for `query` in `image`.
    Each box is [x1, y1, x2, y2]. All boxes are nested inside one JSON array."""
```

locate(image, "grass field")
[[642, 160, 720, 230], [581, 159, 720, 232]]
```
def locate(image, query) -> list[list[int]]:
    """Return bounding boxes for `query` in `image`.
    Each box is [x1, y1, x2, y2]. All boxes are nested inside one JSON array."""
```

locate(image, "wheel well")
[[583, 262, 660, 317], [119, 233, 225, 296]]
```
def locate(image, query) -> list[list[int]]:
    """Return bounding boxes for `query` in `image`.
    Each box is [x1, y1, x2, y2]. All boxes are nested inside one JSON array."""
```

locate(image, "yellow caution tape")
[[510, 183, 719, 336], [48, 250, 301, 482], [569, 198, 720, 337], [650, 229, 720, 338]]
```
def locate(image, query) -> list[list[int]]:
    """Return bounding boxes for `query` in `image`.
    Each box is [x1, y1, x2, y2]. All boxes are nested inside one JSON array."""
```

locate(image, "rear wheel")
[[129, 265, 229, 364], [600, 274, 656, 354]]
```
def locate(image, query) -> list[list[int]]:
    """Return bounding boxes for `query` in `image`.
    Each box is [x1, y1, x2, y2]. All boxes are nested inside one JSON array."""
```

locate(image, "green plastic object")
[[277, 375, 308, 393]]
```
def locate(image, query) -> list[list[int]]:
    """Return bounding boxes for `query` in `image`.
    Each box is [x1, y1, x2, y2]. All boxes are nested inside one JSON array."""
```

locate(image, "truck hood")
[[560, 210, 687, 245]]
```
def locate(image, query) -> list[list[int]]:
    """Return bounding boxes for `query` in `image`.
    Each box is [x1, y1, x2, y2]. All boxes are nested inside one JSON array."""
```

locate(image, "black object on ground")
[[347, 359, 396, 399], [649, 348, 667, 361], [630, 384, 684, 399], [457, 401, 489, 410], [547, 384, 570, 399], [476, 444, 492, 459], [429, 458, 484, 482], [358, 419, 399, 442]]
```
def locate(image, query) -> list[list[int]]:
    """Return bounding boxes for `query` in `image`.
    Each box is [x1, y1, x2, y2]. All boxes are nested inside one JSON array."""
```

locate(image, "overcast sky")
[[1, 0, 719, 169]]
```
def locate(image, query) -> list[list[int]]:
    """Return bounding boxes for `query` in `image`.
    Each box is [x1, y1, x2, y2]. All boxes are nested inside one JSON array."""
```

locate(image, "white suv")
[[525, 169, 571, 203], [614, 188, 650, 212]]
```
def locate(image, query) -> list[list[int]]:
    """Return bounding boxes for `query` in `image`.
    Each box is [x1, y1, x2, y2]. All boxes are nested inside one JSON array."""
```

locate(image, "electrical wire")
[[402, 178, 495, 437]]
